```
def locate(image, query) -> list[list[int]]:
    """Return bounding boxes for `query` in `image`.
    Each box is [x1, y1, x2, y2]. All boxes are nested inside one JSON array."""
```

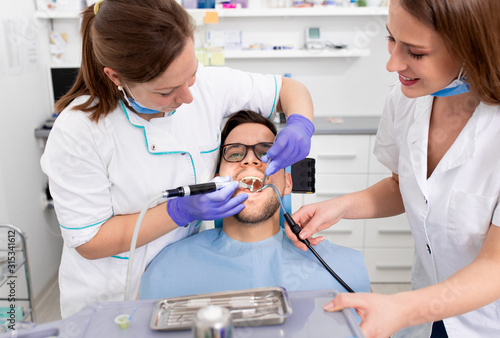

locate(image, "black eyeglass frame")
[[221, 142, 274, 163]]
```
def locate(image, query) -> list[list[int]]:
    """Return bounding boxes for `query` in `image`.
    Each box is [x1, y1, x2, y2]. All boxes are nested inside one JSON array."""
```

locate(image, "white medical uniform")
[[41, 64, 281, 318], [374, 84, 500, 337]]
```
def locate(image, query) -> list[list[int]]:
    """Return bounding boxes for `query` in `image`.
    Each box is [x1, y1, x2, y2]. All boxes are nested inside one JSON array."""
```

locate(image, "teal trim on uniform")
[[119, 100, 198, 183], [187, 220, 202, 234], [268, 76, 278, 119], [60, 215, 112, 230], [201, 141, 221, 154], [111, 255, 129, 260]]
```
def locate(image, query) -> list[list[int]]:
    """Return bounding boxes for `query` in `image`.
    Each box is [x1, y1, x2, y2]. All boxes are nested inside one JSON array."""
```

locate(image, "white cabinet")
[[301, 133, 414, 282]]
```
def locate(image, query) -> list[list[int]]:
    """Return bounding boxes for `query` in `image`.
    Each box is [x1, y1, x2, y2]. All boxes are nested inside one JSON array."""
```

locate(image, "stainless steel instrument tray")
[[150, 287, 292, 331]]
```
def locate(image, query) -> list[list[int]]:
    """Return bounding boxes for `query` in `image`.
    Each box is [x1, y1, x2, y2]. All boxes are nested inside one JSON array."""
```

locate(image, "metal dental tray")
[[150, 287, 292, 331]]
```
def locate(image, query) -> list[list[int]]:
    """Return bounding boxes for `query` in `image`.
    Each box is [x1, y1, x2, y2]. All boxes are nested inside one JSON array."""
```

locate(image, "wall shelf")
[[35, 10, 81, 19], [223, 48, 370, 58], [193, 7, 388, 17], [35, 6, 387, 19]]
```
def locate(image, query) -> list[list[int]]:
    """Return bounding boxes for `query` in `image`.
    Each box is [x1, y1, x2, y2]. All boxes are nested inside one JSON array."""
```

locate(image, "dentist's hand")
[[323, 292, 408, 338], [287, 199, 343, 251], [167, 176, 248, 226], [261, 114, 314, 176]]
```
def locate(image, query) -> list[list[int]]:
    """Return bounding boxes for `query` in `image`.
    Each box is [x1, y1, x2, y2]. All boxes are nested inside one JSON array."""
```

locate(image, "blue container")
[[198, 0, 215, 8]]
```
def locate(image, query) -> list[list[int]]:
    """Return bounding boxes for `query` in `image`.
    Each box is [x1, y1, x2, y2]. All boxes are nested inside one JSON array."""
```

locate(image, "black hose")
[[284, 213, 355, 293]]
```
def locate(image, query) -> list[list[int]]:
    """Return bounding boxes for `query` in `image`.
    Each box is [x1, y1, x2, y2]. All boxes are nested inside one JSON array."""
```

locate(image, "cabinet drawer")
[[290, 194, 304, 214], [318, 219, 365, 248], [310, 135, 370, 174], [365, 214, 414, 248], [304, 174, 367, 204], [364, 248, 413, 283]]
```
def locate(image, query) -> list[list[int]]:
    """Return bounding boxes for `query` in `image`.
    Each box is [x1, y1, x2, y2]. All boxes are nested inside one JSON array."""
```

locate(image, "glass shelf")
[[35, 6, 387, 19]]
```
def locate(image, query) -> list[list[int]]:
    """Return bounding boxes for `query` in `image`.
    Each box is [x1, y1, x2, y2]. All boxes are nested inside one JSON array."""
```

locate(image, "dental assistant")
[[289, 0, 500, 337], [40, 0, 314, 318]]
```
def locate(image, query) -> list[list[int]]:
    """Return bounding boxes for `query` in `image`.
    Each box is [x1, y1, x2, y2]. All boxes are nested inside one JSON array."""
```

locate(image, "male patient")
[[140, 110, 370, 299]]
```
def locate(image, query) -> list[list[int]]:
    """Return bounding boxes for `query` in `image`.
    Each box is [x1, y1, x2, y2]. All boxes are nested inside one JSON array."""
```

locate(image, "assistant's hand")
[[261, 114, 314, 176], [167, 177, 248, 226], [323, 292, 408, 338], [287, 199, 344, 251]]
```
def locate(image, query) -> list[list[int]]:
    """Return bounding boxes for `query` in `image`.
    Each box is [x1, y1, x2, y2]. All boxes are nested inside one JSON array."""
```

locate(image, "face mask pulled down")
[[431, 67, 470, 97], [118, 85, 163, 115]]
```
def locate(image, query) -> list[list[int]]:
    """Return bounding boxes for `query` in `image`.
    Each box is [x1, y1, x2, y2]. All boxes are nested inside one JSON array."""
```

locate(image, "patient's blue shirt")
[[140, 228, 370, 299]]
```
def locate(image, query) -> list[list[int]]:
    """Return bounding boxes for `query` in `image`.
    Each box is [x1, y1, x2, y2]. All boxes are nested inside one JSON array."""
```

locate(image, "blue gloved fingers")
[[211, 176, 231, 183], [265, 135, 296, 176], [263, 114, 315, 176], [264, 132, 289, 160], [217, 203, 246, 219], [204, 181, 240, 203], [263, 134, 290, 176]]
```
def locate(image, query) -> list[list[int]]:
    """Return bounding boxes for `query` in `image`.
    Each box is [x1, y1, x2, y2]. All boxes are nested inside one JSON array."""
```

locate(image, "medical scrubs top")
[[140, 228, 370, 299], [375, 85, 500, 337], [40, 64, 281, 318]]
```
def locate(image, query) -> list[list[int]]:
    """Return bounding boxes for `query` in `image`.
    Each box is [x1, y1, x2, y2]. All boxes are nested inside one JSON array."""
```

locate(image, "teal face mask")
[[431, 67, 470, 97], [118, 85, 163, 115]]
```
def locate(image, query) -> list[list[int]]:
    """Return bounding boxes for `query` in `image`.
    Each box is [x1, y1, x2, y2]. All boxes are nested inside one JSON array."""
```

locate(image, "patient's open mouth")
[[239, 176, 263, 192]]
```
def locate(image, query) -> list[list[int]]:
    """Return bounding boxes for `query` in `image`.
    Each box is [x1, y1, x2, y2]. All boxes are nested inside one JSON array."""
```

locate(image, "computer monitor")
[[48, 66, 79, 113]]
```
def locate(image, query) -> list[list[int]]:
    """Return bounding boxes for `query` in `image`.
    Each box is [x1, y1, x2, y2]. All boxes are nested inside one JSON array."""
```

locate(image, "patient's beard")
[[234, 189, 281, 225]]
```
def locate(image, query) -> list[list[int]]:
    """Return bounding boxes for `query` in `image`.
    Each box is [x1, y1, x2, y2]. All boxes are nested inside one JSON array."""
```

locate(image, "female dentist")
[[41, 0, 314, 318], [289, 0, 500, 337]]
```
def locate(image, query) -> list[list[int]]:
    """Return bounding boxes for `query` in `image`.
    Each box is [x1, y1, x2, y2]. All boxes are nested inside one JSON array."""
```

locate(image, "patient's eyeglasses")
[[222, 142, 273, 162]]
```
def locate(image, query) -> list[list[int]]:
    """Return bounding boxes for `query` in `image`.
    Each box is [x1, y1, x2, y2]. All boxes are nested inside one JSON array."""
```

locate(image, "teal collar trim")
[[119, 100, 198, 183]]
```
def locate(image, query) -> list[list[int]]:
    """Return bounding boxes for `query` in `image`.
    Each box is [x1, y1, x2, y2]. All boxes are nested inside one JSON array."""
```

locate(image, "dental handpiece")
[[261, 183, 355, 293], [162, 181, 246, 198]]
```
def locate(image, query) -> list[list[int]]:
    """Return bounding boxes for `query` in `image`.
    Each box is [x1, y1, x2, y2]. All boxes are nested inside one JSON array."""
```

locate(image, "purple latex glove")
[[261, 114, 315, 176], [167, 176, 248, 227]]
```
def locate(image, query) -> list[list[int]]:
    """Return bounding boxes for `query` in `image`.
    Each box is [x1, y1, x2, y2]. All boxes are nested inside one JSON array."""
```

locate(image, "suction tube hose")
[[262, 184, 355, 293]]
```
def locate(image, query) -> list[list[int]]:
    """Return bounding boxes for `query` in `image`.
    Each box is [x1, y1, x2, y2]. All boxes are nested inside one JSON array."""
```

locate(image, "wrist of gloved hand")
[[286, 114, 315, 136], [167, 198, 193, 227]]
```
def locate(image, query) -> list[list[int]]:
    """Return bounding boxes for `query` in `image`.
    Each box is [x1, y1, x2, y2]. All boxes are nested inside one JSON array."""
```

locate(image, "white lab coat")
[[375, 86, 500, 338], [41, 64, 282, 318], [374, 85, 500, 337]]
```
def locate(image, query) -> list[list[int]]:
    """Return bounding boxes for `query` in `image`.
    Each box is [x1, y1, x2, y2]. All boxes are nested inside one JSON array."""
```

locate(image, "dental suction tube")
[[262, 183, 355, 293]]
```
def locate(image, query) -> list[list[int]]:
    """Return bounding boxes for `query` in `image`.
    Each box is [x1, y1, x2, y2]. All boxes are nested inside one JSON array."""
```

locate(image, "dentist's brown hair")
[[399, 0, 500, 105], [55, 0, 195, 121]]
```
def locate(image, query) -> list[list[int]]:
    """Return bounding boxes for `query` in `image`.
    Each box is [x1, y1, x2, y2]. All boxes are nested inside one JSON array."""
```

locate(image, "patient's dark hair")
[[219, 110, 277, 167]]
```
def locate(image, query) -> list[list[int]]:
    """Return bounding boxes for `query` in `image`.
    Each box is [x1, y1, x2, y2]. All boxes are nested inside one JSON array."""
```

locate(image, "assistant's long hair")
[[400, 0, 500, 105], [55, 0, 195, 121]]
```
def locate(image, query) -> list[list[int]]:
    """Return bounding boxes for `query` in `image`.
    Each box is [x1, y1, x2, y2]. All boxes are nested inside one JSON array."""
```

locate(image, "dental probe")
[[162, 180, 248, 198], [261, 183, 355, 293], [261, 158, 271, 187]]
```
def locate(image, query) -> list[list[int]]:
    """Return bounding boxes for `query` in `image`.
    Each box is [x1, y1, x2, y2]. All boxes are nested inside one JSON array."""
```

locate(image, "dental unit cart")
[[0, 289, 364, 338]]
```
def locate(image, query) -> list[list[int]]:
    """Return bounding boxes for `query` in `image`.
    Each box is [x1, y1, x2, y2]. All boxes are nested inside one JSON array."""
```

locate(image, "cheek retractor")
[[238, 177, 263, 192]]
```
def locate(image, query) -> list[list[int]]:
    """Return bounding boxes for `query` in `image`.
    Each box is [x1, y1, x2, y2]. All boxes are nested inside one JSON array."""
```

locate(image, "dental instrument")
[[124, 180, 247, 301], [128, 306, 138, 321], [163, 181, 246, 198], [261, 158, 271, 187], [260, 183, 355, 293]]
